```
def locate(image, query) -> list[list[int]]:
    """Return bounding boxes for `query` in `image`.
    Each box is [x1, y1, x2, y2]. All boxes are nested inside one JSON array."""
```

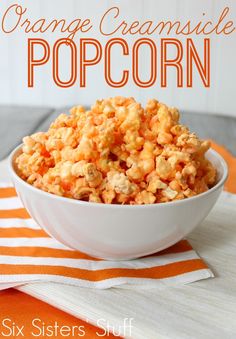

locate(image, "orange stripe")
[[149, 240, 193, 257], [0, 187, 17, 198], [0, 228, 49, 238], [0, 208, 30, 219], [0, 246, 101, 260], [0, 259, 207, 281]]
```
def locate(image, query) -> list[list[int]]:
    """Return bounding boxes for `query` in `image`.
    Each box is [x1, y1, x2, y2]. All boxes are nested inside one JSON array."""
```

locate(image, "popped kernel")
[[89, 192, 102, 203], [102, 189, 116, 204], [163, 186, 178, 200], [156, 156, 172, 180], [107, 171, 137, 195], [135, 190, 156, 204], [147, 177, 167, 194], [15, 97, 216, 204], [74, 187, 94, 200]]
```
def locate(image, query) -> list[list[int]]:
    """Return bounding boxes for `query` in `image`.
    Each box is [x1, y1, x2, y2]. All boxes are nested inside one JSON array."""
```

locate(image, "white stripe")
[[112, 269, 214, 289], [0, 283, 23, 290], [0, 218, 40, 229], [0, 250, 198, 270], [0, 238, 72, 250], [0, 269, 213, 289], [0, 274, 124, 288], [0, 197, 23, 209], [0, 183, 13, 188]]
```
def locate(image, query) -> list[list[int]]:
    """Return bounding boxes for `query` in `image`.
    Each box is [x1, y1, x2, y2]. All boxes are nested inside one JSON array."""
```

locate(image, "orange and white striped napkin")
[[0, 183, 213, 289]]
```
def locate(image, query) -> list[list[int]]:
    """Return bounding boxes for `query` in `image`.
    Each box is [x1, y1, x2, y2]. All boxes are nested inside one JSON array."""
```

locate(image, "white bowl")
[[9, 146, 228, 260]]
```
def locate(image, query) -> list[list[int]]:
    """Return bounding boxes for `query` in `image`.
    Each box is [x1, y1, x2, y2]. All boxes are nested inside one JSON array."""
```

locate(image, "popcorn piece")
[[102, 189, 116, 204], [163, 186, 178, 200], [167, 151, 191, 168], [135, 190, 156, 204], [83, 163, 103, 188], [169, 179, 181, 192], [156, 156, 172, 180], [74, 187, 94, 200], [183, 188, 196, 198], [107, 171, 137, 195], [83, 163, 98, 181], [60, 161, 73, 180], [177, 133, 201, 153], [182, 163, 197, 177], [71, 161, 87, 177], [126, 164, 143, 181], [89, 192, 102, 203], [171, 124, 189, 136], [157, 131, 173, 145], [147, 175, 167, 194], [76, 136, 96, 160], [120, 102, 142, 132], [22, 136, 36, 154]]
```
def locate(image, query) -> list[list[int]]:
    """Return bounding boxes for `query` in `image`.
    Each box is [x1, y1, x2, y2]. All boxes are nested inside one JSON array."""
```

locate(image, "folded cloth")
[[0, 184, 213, 289]]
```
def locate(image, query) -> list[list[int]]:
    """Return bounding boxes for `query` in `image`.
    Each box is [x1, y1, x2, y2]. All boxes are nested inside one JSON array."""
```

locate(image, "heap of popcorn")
[[16, 97, 216, 204]]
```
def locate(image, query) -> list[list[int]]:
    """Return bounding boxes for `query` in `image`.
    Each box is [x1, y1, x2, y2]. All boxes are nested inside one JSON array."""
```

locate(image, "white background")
[[0, 0, 235, 116]]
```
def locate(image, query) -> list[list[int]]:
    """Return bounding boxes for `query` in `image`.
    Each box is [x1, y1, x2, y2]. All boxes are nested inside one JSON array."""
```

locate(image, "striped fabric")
[[0, 184, 213, 289]]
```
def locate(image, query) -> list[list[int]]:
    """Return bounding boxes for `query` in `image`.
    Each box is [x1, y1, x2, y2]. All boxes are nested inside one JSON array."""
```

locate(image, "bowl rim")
[[9, 144, 228, 209]]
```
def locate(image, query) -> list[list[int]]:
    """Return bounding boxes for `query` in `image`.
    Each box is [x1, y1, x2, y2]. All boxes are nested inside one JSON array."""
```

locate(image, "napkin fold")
[[0, 184, 213, 289]]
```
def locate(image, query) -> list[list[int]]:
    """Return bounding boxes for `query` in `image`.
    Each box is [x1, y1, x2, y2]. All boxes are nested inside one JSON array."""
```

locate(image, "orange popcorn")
[[15, 97, 217, 204]]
